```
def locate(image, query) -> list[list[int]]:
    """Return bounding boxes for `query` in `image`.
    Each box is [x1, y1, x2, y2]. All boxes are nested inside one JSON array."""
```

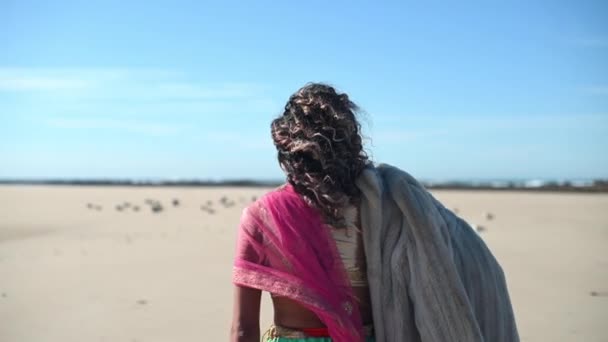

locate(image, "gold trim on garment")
[[263, 324, 375, 339]]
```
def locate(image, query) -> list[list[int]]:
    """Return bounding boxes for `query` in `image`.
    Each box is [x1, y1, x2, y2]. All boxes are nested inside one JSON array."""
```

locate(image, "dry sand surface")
[[0, 185, 606, 341]]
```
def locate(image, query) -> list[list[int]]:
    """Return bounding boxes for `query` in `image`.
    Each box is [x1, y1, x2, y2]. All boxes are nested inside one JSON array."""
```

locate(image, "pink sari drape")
[[232, 184, 364, 342]]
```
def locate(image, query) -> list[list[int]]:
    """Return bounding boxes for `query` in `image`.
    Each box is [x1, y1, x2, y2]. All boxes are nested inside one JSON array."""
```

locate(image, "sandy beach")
[[0, 185, 606, 341]]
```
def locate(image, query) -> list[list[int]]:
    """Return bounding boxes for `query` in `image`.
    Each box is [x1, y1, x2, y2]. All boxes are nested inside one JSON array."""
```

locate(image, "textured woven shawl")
[[357, 163, 519, 342]]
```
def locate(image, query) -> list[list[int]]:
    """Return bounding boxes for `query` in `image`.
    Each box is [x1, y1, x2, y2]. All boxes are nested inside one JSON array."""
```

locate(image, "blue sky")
[[1, 1, 607, 180]]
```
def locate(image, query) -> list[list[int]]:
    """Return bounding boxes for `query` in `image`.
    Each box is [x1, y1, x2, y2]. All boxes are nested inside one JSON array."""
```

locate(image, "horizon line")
[[1, 178, 607, 193]]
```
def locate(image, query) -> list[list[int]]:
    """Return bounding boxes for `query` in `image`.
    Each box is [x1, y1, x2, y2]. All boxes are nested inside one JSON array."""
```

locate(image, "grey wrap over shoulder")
[[357, 164, 519, 342]]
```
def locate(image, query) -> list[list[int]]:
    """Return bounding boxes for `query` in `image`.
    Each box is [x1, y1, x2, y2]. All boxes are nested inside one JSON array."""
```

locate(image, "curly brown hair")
[[271, 83, 369, 224]]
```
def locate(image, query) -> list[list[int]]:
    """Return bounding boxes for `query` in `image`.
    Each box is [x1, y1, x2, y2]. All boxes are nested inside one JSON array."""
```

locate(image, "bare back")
[[271, 201, 373, 329]]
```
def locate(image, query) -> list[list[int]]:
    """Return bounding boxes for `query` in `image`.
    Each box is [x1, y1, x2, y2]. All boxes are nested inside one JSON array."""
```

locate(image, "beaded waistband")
[[265, 324, 374, 338]]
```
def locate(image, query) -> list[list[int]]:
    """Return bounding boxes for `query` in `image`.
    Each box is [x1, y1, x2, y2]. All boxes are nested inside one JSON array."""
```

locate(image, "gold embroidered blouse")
[[328, 204, 368, 287]]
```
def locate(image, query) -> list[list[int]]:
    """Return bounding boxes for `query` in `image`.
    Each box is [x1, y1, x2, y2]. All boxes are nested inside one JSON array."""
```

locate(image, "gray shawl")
[[356, 163, 519, 342]]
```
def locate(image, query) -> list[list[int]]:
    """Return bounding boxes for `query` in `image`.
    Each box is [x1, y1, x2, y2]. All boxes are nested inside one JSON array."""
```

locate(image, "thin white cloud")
[[45, 117, 183, 136], [0, 76, 89, 91], [0, 67, 126, 91], [0, 67, 266, 101]]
